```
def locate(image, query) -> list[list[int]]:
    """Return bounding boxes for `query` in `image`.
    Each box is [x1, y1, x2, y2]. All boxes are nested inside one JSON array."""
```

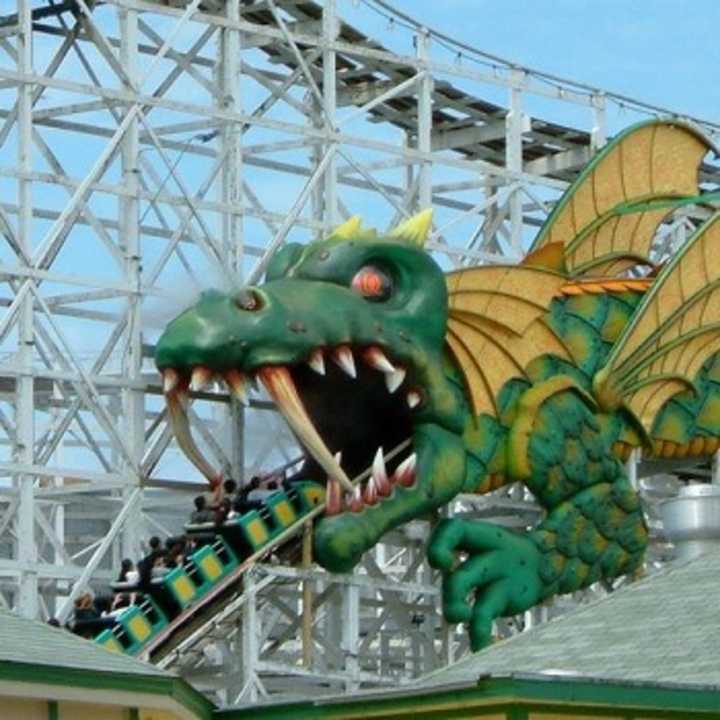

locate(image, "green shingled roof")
[[422, 550, 720, 689], [0, 608, 170, 677]]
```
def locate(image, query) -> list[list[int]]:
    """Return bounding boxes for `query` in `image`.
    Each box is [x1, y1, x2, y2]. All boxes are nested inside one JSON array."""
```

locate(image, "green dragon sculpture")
[[155, 119, 720, 651]]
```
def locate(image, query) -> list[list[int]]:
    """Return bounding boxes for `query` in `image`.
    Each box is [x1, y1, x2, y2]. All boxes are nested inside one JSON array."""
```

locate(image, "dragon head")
[[155, 211, 470, 571]]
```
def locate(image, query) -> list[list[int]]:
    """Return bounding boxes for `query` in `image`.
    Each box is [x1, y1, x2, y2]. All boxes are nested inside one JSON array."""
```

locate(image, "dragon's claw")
[[429, 518, 544, 651]]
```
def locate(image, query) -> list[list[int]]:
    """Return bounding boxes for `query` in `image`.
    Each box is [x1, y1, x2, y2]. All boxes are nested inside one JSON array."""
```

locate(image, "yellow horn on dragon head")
[[388, 209, 433, 247]]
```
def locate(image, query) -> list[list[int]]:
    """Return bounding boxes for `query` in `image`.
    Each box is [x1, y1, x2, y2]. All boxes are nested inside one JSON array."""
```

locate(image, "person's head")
[[249, 475, 261, 489], [118, 558, 134, 581], [194, 495, 206, 511], [149, 536, 161, 550], [223, 478, 237, 495]]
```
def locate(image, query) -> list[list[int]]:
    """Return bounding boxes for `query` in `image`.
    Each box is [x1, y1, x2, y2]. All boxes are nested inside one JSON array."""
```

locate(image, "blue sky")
[[344, 0, 719, 124]]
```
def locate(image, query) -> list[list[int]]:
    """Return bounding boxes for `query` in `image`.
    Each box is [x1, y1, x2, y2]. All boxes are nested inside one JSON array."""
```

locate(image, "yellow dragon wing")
[[445, 266, 571, 417], [593, 213, 720, 435], [530, 119, 713, 277]]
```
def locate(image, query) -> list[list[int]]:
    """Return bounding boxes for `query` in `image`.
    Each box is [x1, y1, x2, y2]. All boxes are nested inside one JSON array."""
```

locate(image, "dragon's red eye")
[[351, 266, 393, 301]]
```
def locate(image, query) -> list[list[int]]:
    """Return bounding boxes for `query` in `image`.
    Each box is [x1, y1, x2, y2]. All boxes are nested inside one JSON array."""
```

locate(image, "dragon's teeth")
[[394, 453, 417, 487], [350, 485, 364, 512], [406, 390, 421, 409], [190, 365, 213, 392], [372, 446, 387, 482], [326, 453, 345, 514], [372, 446, 392, 496], [385, 367, 405, 393], [308, 348, 326, 376], [364, 347, 395, 374], [166, 388, 218, 482], [325, 476, 343, 515], [364, 475, 379, 505], [333, 346, 357, 379], [406, 452, 417, 472], [163, 368, 179, 394], [224, 369, 250, 406]]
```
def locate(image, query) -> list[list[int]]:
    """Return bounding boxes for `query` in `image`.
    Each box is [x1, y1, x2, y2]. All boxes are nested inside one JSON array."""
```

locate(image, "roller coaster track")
[[231, 0, 720, 185], [140, 503, 325, 667], [141, 499, 322, 666], [19, 0, 719, 188], [140, 439, 412, 670]]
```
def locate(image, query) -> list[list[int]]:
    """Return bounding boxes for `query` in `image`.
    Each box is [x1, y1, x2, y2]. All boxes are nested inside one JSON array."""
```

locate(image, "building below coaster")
[[218, 551, 720, 719], [5, 549, 716, 719]]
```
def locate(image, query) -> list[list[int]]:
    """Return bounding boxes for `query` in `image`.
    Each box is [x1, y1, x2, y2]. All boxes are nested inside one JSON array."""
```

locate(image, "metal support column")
[[505, 69, 525, 255], [240, 569, 260, 703], [322, 0, 338, 227], [342, 582, 359, 692], [16, 0, 38, 619], [416, 27, 433, 210], [221, 0, 243, 276], [591, 92, 607, 151], [120, 3, 143, 562], [301, 520, 314, 668], [220, 0, 245, 482], [324, 581, 342, 673]]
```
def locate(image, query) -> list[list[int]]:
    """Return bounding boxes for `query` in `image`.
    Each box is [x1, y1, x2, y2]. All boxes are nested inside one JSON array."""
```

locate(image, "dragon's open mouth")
[[161, 345, 418, 515]]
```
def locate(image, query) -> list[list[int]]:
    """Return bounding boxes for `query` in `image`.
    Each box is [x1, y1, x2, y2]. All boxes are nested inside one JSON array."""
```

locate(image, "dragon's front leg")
[[428, 518, 545, 650], [429, 383, 648, 651]]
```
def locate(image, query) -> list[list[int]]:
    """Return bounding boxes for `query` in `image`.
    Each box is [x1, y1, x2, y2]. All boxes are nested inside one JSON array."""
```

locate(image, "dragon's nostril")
[[235, 288, 263, 312], [288, 320, 307, 334]]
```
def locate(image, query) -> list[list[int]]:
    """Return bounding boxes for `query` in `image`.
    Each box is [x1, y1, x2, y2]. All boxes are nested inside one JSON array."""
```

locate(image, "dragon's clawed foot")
[[428, 518, 545, 651]]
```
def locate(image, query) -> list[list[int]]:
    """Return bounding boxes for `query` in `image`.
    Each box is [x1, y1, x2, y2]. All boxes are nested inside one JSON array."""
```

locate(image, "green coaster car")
[[191, 538, 239, 588], [288, 481, 325, 515], [95, 597, 167, 656]]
